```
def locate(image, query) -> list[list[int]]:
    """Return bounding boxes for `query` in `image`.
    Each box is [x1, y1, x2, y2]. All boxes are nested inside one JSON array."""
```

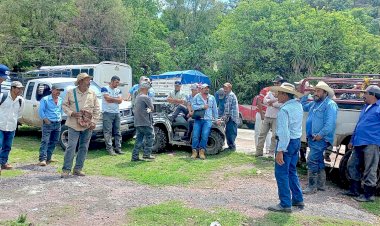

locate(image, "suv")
[[151, 103, 225, 155]]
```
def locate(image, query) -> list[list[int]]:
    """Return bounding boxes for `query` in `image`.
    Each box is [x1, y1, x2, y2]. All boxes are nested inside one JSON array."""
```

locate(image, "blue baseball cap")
[[174, 81, 182, 85], [0, 64, 10, 80]]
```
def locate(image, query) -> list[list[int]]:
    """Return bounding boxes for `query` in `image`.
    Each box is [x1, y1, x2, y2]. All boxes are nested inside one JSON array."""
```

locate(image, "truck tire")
[[152, 126, 168, 153], [206, 130, 224, 155], [59, 125, 69, 151], [338, 150, 351, 189]]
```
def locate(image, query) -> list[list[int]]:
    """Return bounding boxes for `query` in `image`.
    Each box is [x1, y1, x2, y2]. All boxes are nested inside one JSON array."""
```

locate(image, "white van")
[[39, 61, 132, 99]]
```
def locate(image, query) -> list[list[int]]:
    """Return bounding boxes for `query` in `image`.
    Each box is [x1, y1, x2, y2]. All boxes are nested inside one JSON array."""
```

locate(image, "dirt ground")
[[0, 129, 379, 225]]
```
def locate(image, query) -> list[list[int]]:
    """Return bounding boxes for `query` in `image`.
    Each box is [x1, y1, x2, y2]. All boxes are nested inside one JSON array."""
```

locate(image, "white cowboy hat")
[[270, 82, 303, 98], [314, 81, 334, 98]]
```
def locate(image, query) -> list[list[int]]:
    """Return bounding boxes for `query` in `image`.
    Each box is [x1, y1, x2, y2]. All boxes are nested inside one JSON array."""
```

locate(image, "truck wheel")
[[152, 126, 168, 153], [206, 130, 224, 155], [338, 150, 352, 189], [59, 125, 69, 151], [238, 115, 243, 128]]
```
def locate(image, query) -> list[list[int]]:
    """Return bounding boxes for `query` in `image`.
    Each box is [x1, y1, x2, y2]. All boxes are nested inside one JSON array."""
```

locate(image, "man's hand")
[[71, 112, 83, 118], [275, 151, 285, 166], [204, 104, 209, 110], [313, 134, 322, 141], [43, 118, 51, 124], [146, 108, 152, 113], [348, 143, 353, 149], [89, 122, 96, 130]]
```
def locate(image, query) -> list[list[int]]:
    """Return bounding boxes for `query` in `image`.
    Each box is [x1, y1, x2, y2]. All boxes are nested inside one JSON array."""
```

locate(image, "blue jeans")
[[307, 138, 328, 173], [0, 130, 16, 165], [192, 119, 212, 150], [348, 145, 380, 187], [132, 126, 155, 160], [39, 122, 61, 161], [275, 138, 304, 208], [62, 128, 92, 171], [225, 119, 237, 149], [103, 112, 122, 151]]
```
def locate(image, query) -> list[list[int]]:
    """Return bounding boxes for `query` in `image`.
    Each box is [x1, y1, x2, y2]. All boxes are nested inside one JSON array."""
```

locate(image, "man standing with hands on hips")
[[267, 83, 304, 213], [38, 85, 64, 166], [301, 81, 338, 194]]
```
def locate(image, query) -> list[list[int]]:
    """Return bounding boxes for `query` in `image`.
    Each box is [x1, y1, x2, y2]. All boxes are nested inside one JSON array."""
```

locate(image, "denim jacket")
[[301, 96, 338, 145]]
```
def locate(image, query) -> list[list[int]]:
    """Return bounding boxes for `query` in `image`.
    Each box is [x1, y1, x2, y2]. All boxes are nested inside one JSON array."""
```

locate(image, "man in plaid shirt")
[[221, 83, 240, 151]]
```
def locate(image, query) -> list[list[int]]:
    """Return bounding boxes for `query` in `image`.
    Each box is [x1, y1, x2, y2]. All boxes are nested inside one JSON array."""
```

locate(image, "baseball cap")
[[365, 85, 380, 95], [174, 81, 182, 85], [190, 83, 198, 90], [51, 85, 64, 91], [217, 88, 225, 98], [11, 81, 24, 88], [0, 64, 11, 79], [201, 83, 209, 88]]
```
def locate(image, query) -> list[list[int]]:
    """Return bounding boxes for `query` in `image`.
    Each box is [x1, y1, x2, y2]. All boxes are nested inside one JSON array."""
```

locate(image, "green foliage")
[[127, 201, 249, 225], [361, 198, 380, 216]]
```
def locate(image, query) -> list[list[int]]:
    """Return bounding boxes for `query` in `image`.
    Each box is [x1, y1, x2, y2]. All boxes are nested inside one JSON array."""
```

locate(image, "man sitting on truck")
[[344, 85, 380, 202], [300, 81, 338, 194], [101, 76, 125, 156], [167, 81, 186, 122]]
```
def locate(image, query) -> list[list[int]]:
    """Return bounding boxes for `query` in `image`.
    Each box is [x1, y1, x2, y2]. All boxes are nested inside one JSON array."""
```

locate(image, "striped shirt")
[[223, 91, 239, 123]]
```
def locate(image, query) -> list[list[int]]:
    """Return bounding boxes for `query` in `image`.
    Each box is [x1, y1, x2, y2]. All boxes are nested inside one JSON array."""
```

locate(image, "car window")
[[25, 82, 35, 100]]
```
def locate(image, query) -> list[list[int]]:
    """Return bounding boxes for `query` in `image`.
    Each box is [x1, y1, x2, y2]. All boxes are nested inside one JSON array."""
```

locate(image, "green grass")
[[361, 198, 380, 216], [127, 201, 249, 226], [253, 212, 371, 226], [0, 169, 24, 178], [0, 214, 30, 226], [10, 126, 269, 186]]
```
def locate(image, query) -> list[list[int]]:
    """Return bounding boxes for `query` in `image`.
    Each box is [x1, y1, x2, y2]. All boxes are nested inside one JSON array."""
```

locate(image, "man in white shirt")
[[0, 81, 25, 170], [256, 75, 285, 157]]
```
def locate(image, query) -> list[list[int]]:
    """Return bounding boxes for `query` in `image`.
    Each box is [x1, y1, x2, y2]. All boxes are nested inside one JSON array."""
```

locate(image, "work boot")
[[61, 170, 70, 178], [292, 201, 305, 210], [199, 149, 206, 160], [1, 163, 13, 170], [342, 180, 360, 197], [254, 148, 264, 157], [317, 169, 326, 191], [268, 204, 292, 213], [115, 149, 125, 155], [354, 185, 376, 202], [191, 149, 198, 159], [303, 171, 318, 194], [107, 149, 117, 156], [47, 159, 58, 164], [142, 155, 156, 160], [38, 161, 47, 166], [73, 169, 85, 176]]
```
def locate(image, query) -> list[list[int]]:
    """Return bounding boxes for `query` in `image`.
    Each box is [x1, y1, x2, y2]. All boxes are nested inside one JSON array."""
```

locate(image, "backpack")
[[0, 92, 22, 107]]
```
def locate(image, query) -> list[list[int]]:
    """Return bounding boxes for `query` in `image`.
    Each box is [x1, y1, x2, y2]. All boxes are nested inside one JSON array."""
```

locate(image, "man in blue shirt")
[[221, 83, 239, 152], [215, 88, 226, 117], [128, 76, 155, 103], [267, 83, 304, 213], [300, 81, 338, 194], [38, 85, 64, 166], [101, 76, 124, 156], [191, 84, 218, 159], [345, 85, 380, 202]]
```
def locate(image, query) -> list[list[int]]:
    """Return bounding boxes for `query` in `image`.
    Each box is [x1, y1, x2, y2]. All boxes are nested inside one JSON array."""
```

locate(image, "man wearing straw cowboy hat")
[[267, 83, 304, 213], [300, 81, 338, 194], [61, 73, 100, 178]]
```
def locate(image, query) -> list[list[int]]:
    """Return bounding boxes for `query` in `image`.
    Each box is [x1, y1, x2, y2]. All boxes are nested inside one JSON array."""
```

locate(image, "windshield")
[[56, 81, 102, 99]]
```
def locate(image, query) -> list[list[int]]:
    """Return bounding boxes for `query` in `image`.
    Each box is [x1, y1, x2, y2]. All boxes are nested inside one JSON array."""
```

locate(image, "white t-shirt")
[[101, 86, 122, 114]]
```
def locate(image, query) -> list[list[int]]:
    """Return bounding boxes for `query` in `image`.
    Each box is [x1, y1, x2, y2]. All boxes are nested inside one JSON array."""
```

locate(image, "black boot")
[[354, 185, 376, 202], [317, 169, 326, 191], [303, 172, 318, 194], [343, 180, 360, 197]]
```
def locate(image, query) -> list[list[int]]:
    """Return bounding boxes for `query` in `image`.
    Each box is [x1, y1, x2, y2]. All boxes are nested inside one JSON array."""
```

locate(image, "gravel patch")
[[0, 163, 378, 225]]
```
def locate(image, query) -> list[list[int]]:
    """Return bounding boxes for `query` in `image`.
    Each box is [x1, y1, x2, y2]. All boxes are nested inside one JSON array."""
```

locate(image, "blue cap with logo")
[[0, 64, 10, 80]]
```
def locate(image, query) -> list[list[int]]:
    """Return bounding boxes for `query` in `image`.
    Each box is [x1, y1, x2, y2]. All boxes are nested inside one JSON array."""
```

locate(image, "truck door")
[[20, 82, 40, 126]]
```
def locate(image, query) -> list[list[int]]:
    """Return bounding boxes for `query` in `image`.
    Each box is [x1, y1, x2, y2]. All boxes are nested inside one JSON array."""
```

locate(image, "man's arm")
[[317, 102, 338, 139], [300, 95, 312, 112], [38, 98, 47, 120], [62, 89, 74, 117], [276, 109, 290, 152], [212, 97, 218, 119], [191, 95, 204, 110]]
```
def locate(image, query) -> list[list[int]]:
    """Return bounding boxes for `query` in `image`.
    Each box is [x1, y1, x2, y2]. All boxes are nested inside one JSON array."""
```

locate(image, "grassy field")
[[7, 126, 270, 186]]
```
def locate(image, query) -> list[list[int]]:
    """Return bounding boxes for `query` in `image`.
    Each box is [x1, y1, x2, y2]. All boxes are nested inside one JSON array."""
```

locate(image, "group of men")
[[261, 75, 380, 213]]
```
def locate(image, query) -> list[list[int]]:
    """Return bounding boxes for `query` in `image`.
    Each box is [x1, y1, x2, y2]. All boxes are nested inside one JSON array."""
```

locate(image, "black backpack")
[[0, 92, 22, 107]]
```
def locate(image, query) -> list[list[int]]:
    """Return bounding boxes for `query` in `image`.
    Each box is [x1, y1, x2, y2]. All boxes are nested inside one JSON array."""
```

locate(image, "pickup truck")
[[299, 75, 380, 192], [238, 98, 258, 129], [18, 77, 135, 149]]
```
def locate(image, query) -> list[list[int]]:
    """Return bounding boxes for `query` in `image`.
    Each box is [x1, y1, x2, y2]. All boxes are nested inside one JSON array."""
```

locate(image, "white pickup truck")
[[18, 77, 135, 149], [299, 75, 380, 191]]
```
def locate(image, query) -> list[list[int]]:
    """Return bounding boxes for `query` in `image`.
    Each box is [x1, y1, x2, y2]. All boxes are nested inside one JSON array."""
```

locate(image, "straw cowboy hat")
[[314, 81, 334, 98], [270, 82, 303, 98], [75, 73, 93, 86]]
